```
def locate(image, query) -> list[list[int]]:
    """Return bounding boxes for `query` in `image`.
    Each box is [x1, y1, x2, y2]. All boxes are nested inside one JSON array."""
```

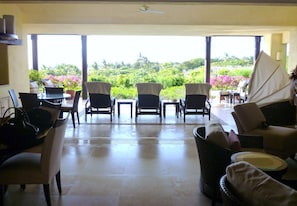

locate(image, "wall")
[[0, 5, 29, 112], [288, 30, 297, 72], [263, 33, 288, 70]]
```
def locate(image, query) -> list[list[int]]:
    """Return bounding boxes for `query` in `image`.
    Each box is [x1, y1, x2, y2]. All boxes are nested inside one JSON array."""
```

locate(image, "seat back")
[[136, 83, 163, 96], [233, 102, 266, 133], [45, 87, 64, 94], [260, 100, 296, 126], [19, 92, 40, 112], [185, 94, 207, 109], [136, 83, 162, 108], [8, 89, 20, 108], [231, 112, 245, 134], [137, 94, 160, 108], [185, 83, 212, 97], [236, 80, 248, 93], [41, 116, 68, 179], [86, 82, 111, 95], [72, 90, 81, 112], [89, 94, 112, 108]]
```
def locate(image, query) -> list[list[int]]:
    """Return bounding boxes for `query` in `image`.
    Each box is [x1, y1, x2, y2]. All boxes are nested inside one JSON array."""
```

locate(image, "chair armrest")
[[206, 99, 211, 108], [179, 99, 185, 108], [85, 98, 90, 108], [238, 134, 264, 149], [111, 97, 116, 105], [111, 97, 116, 106]]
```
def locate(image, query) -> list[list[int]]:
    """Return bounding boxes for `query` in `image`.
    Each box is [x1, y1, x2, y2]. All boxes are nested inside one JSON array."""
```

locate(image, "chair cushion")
[[43, 79, 55, 87], [205, 121, 229, 149], [234, 102, 266, 132], [226, 161, 297, 206], [244, 126, 297, 159], [228, 129, 241, 152]]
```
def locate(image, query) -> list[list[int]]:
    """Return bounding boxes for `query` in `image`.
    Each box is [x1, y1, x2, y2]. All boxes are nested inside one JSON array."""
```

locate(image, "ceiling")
[[4, 1, 297, 36]]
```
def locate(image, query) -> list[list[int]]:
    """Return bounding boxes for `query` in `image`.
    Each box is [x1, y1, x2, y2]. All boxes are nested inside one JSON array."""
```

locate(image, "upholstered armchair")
[[232, 102, 297, 159]]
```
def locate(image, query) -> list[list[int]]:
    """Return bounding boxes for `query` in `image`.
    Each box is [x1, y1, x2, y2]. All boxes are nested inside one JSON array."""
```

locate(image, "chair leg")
[[85, 108, 88, 122], [55, 170, 62, 195], [71, 111, 75, 128], [43, 184, 51, 206], [76, 111, 80, 125]]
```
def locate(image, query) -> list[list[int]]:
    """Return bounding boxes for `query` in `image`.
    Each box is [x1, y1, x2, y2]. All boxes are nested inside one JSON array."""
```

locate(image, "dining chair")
[[0, 115, 69, 206], [45, 87, 64, 103], [45, 87, 64, 94], [18, 92, 40, 112], [8, 89, 20, 108], [61, 90, 81, 128]]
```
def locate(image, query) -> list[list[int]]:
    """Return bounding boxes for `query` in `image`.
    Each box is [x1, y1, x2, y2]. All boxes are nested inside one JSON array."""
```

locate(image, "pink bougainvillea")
[[46, 75, 80, 90], [210, 75, 246, 90]]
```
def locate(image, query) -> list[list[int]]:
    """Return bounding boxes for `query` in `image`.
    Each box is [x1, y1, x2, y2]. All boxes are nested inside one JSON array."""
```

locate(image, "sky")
[[28, 35, 258, 68]]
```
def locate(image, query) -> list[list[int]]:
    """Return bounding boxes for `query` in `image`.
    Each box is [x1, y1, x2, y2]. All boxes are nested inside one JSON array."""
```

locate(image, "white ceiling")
[[6, 1, 297, 36]]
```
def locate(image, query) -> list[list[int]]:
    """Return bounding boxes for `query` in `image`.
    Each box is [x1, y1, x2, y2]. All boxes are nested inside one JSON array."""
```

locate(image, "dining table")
[[37, 93, 71, 101], [37, 93, 71, 102]]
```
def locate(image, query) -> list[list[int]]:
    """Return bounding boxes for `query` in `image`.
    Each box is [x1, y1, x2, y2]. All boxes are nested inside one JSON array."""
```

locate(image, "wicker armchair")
[[193, 126, 263, 205]]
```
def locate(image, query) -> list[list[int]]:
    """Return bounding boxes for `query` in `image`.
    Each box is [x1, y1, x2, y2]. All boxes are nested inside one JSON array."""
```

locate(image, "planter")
[[65, 89, 75, 100]]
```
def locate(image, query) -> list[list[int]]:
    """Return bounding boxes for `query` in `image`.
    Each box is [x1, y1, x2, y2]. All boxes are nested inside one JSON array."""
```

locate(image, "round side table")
[[231, 151, 288, 180]]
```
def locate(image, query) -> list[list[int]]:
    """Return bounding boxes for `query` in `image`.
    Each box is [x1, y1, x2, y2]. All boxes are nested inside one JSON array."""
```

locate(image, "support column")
[[31, 34, 38, 70], [205, 36, 211, 83], [82, 35, 88, 100], [255, 36, 261, 61]]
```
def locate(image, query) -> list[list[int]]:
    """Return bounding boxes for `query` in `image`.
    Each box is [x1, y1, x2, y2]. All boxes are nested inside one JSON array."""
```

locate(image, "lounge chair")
[[85, 82, 115, 122], [135, 83, 163, 121], [180, 83, 212, 122]]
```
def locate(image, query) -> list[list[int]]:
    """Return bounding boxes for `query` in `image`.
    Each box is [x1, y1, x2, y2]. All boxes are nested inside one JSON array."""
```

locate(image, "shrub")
[[210, 75, 247, 90]]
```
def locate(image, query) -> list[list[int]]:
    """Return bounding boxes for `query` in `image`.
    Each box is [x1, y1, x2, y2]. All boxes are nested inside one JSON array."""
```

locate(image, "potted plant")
[[62, 75, 80, 99]]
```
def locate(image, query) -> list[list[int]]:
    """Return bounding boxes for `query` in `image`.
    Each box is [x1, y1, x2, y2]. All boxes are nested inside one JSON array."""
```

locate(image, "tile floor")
[[0, 100, 252, 205]]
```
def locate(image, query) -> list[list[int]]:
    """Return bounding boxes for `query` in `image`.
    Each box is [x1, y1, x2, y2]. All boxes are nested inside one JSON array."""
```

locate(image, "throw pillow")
[[205, 121, 229, 149], [233, 102, 266, 132], [228, 129, 241, 151]]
